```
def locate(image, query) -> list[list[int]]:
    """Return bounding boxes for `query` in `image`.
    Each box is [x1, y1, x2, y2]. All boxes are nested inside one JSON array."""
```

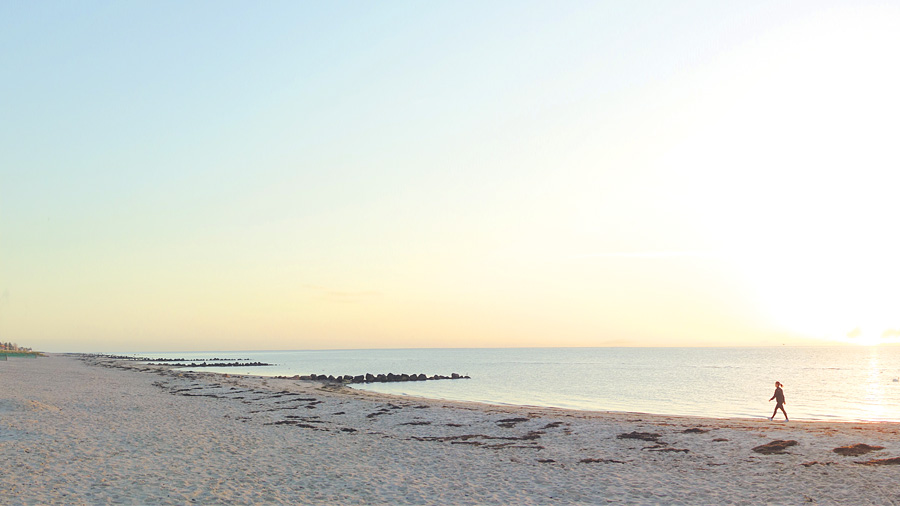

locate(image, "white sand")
[[2, 355, 900, 505]]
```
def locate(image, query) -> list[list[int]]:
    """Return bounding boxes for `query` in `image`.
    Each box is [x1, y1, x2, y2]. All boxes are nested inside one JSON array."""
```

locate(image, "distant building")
[[1, 342, 32, 352]]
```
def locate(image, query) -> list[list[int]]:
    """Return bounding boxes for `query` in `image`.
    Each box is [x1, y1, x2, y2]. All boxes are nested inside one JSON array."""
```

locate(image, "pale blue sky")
[[2, 1, 898, 351]]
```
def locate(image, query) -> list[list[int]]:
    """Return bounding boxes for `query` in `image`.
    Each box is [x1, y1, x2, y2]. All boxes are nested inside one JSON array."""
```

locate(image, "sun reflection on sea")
[[861, 348, 885, 420]]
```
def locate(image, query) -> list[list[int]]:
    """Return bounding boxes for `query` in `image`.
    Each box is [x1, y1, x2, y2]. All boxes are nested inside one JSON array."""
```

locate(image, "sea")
[[120, 347, 900, 423]]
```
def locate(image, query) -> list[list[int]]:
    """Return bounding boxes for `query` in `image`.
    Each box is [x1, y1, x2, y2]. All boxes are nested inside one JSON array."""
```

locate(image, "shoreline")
[[3, 354, 900, 505], [98, 347, 900, 424], [102, 352, 887, 425]]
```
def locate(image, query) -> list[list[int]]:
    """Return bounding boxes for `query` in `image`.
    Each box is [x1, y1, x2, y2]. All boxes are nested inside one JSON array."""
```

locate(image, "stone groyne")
[[145, 361, 274, 368], [276, 372, 471, 384]]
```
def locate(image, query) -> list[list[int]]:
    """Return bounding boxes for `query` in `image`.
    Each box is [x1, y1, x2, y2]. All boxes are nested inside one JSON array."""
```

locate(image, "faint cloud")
[[882, 329, 900, 338], [847, 327, 862, 339], [303, 285, 382, 303]]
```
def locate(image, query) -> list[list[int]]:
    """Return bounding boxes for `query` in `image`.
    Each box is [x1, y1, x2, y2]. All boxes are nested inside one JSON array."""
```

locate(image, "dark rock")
[[287, 371, 472, 383]]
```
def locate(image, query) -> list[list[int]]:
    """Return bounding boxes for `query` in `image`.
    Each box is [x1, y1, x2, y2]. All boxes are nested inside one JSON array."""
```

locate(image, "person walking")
[[769, 381, 788, 421]]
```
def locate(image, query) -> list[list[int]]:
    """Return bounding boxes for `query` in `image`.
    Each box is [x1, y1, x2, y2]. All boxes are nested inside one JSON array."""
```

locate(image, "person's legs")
[[771, 403, 788, 420]]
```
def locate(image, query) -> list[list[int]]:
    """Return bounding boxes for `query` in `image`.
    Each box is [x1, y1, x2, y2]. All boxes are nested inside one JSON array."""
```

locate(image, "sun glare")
[[857, 333, 883, 347], [736, 243, 900, 344], [656, 5, 900, 346]]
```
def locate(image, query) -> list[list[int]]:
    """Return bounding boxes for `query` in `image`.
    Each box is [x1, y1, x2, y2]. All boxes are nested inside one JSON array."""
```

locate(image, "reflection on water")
[[862, 348, 884, 420], [126, 346, 900, 422]]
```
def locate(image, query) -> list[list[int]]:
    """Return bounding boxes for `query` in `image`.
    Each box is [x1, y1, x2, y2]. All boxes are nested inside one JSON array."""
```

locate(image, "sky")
[[2, 1, 898, 352]]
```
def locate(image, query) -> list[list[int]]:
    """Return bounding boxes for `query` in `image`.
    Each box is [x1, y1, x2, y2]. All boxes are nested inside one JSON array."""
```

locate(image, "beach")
[[2, 355, 899, 505]]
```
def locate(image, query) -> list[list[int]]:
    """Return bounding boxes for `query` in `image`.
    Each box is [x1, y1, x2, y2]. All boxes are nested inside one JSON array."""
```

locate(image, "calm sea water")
[[122, 347, 900, 422]]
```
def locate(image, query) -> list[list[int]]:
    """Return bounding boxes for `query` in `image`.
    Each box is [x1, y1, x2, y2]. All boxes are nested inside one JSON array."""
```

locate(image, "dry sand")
[[2, 354, 900, 505]]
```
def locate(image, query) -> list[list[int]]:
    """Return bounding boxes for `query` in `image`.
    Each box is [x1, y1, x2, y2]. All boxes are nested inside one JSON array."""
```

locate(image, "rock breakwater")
[[276, 372, 471, 384]]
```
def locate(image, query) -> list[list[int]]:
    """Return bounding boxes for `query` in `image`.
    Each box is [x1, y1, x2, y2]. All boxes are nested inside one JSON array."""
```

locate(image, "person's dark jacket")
[[771, 387, 785, 404]]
